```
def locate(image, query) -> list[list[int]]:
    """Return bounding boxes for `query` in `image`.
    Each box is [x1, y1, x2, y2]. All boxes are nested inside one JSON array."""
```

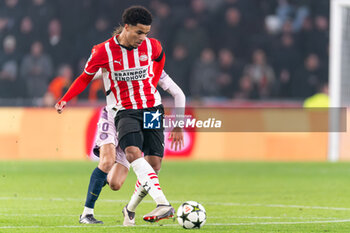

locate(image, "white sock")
[[82, 206, 94, 217], [127, 180, 148, 212], [130, 158, 169, 206]]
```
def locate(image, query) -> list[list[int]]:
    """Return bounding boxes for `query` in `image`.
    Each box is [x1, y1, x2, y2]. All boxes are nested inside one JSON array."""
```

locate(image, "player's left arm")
[[159, 70, 186, 151]]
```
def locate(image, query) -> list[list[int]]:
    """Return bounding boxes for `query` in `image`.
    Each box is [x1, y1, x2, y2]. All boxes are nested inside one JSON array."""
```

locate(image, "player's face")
[[125, 23, 151, 48]]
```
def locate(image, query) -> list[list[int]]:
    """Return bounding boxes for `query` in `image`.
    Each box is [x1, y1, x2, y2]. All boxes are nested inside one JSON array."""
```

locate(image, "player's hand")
[[55, 100, 66, 114], [168, 127, 184, 151]]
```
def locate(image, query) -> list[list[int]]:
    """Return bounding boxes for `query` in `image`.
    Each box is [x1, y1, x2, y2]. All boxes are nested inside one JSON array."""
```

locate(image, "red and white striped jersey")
[[84, 35, 164, 112]]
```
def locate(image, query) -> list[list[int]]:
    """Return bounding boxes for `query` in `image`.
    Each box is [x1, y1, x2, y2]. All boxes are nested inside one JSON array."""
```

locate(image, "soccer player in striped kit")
[[83, 69, 185, 225], [55, 6, 180, 224]]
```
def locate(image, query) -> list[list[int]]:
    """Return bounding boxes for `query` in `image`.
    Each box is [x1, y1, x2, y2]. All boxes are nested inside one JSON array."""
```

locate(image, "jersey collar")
[[114, 35, 135, 51]]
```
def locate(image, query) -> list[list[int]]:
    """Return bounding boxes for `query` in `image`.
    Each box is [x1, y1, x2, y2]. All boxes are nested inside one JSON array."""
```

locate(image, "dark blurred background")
[[0, 0, 330, 106]]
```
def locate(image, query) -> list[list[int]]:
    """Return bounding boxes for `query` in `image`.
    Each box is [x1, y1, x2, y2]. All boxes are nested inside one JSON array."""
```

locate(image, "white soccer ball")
[[177, 201, 206, 229]]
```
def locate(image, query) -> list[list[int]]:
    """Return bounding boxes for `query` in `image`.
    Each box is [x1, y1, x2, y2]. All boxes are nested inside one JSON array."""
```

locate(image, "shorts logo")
[[139, 54, 148, 61], [100, 133, 108, 140], [143, 110, 161, 129]]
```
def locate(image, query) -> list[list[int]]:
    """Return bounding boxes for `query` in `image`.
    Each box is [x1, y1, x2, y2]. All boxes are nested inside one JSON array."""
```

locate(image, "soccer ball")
[[177, 201, 206, 229]]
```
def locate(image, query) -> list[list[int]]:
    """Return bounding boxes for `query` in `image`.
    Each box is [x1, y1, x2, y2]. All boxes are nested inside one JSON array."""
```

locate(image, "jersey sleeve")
[[158, 70, 171, 90], [84, 45, 108, 75], [150, 38, 164, 61], [59, 72, 94, 103]]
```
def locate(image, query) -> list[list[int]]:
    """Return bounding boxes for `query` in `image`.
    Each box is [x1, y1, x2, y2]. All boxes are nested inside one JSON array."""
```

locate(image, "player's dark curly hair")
[[122, 6, 153, 26]]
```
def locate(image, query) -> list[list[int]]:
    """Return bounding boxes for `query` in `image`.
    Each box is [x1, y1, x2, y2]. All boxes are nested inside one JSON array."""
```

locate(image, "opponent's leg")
[[107, 163, 129, 191], [80, 144, 115, 224], [106, 162, 136, 226]]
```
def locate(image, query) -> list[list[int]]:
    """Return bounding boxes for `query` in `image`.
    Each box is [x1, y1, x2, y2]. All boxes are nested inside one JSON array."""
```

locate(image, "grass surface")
[[1, 161, 350, 232]]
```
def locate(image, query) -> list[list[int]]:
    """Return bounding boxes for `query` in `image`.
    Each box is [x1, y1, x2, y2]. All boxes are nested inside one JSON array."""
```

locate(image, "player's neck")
[[117, 32, 132, 48]]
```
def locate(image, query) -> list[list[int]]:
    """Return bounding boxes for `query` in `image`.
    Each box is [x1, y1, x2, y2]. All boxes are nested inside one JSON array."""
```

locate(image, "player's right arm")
[[55, 72, 94, 113], [55, 45, 107, 114]]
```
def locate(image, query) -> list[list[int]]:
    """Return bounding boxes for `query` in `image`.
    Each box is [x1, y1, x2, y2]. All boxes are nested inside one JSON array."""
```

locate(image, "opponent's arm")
[[158, 71, 186, 110], [55, 72, 94, 114], [158, 71, 186, 151]]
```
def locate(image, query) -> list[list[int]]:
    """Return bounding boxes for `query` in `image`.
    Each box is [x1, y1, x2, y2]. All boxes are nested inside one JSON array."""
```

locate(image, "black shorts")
[[115, 104, 164, 157]]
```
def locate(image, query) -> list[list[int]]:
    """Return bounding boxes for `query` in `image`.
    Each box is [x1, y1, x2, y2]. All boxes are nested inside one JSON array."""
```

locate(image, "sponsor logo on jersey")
[[114, 67, 148, 81]]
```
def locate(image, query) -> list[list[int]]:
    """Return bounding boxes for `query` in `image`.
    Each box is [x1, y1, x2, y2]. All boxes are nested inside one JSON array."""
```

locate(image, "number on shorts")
[[102, 122, 109, 132]]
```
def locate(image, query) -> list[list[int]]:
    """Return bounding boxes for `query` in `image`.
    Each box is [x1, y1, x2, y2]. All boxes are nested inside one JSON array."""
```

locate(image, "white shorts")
[[93, 108, 130, 170]]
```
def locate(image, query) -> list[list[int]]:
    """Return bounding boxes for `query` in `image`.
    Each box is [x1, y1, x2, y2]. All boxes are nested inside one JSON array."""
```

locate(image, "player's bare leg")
[[80, 144, 115, 224], [106, 162, 136, 226], [145, 156, 162, 174], [107, 163, 129, 191], [98, 144, 116, 173]]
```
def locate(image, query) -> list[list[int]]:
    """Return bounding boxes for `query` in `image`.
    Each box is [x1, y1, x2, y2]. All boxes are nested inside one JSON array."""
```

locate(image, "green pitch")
[[1, 161, 350, 232]]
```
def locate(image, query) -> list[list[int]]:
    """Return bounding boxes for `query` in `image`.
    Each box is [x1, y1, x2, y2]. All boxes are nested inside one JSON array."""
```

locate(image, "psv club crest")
[[139, 54, 148, 61]]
